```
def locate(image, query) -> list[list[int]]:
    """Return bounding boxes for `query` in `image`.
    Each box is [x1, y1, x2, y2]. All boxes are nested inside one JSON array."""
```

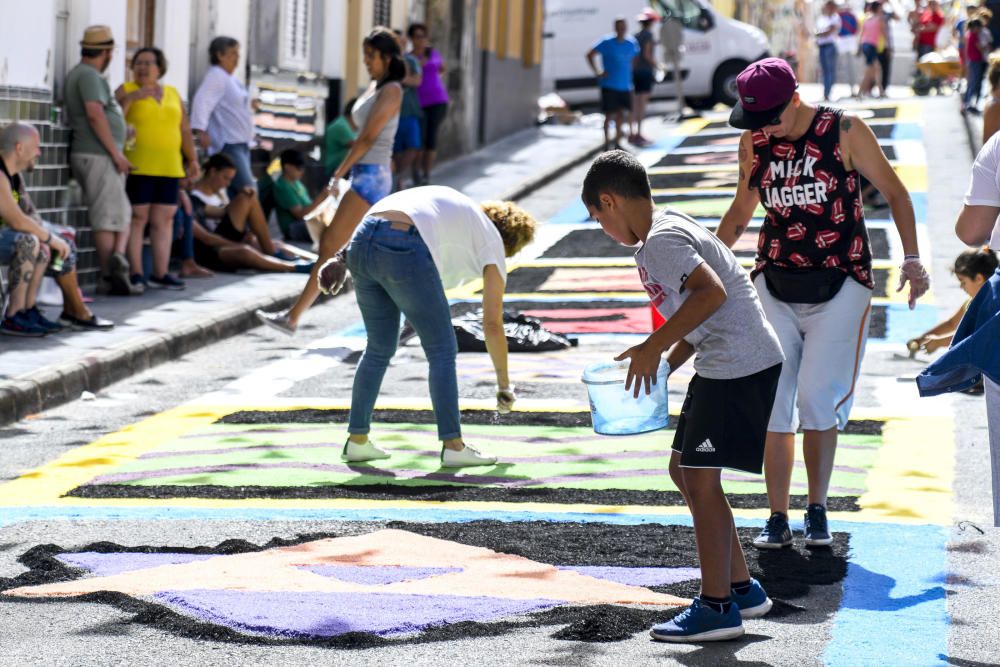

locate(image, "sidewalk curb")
[[0, 136, 607, 427], [498, 140, 606, 203], [0, 285, 302, 426]]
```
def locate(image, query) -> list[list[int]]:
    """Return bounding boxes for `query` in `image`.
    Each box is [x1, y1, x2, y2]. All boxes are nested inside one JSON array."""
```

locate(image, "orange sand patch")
[[6, 530, 687, 607]]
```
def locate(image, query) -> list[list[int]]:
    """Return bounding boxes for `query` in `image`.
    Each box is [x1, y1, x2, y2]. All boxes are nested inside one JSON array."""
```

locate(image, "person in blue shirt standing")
[[587, 18, 640, 151]]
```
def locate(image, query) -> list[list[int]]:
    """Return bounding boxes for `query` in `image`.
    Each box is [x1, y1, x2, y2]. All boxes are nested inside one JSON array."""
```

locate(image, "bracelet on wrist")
[[43, 232, 51, 244], [903, 254, 920, 260]]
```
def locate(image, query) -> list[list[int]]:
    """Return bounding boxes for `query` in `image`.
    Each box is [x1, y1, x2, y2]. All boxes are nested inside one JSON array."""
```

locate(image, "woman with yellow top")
[[115, 47, 199, 290]]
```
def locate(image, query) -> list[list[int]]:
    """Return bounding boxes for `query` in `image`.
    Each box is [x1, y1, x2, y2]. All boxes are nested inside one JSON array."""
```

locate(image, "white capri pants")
[[753, 274, 873, 433]]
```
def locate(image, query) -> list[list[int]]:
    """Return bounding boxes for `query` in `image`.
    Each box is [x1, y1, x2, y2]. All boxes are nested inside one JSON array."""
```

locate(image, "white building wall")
[[190, 0, 251, 95], [0, 0, 57, 88], [65, 0, 129, 91], [155, 0, 193, 101], [320, 0, 347, 80]]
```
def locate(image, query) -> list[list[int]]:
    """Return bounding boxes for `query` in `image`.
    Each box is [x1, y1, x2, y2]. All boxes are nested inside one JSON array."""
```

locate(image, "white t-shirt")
[[190, 188, 230, 232], [368, 185, 508, 290], [962, 132, 1000, 249], [816, 13, 842, 46]]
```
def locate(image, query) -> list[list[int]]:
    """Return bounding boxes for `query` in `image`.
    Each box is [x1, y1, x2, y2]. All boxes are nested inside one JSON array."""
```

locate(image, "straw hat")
[[80, 25, 115, 50]]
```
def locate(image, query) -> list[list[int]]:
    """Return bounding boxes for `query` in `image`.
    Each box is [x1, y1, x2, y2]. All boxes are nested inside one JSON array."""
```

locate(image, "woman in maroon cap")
[[717, 57, 930, 550]]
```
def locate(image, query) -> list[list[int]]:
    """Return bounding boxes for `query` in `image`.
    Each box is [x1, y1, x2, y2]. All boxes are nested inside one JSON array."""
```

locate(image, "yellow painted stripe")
[[857, 415, 954, 525]]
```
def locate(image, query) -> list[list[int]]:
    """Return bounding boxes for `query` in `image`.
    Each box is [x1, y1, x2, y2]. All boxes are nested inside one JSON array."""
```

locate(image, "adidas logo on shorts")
[[695, 439, 715, 453]]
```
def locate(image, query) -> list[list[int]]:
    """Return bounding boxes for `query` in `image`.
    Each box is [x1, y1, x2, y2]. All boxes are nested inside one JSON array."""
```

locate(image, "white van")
[[542, 0, 770, 109]]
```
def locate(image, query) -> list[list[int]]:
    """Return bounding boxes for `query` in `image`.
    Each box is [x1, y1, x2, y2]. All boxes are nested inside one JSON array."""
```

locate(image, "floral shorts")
[[349, 163, 393, 205]]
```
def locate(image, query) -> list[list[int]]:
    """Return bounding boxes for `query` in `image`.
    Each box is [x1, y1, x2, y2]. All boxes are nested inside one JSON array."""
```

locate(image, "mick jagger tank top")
[[748, 106, 874, 289]]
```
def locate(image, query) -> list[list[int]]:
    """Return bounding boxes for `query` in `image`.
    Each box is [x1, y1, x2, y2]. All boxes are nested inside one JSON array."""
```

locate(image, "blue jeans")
[[172, 207, 195, 261], [965, 60, 986, 108], [346, 216, 461, 441], [220, 142, 254, 198], [819, 43, 838, 99]]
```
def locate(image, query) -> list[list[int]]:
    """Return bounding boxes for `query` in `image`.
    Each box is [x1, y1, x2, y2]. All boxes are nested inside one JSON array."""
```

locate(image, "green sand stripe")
[[89, 423, 880, 496]]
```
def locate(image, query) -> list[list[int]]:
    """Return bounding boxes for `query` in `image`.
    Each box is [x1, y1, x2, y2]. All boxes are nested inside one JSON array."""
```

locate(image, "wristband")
[[43, 232, 51, 244], [903, 254, 920, 260]]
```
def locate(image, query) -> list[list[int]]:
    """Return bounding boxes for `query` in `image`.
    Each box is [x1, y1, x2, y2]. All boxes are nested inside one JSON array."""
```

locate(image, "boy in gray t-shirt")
[[581, 151, 783, 643]]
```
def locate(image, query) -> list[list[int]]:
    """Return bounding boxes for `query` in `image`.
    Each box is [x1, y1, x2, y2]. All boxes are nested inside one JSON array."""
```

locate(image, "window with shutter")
[[373, 0, 392, 28], [280, 0, 311, 70]]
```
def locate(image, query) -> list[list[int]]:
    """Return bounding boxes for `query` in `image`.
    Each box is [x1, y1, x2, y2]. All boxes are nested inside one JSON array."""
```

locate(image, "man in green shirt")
[[63, 25, 138, 295], [273, 149, 334, 243], [322, 98, 357, 181]]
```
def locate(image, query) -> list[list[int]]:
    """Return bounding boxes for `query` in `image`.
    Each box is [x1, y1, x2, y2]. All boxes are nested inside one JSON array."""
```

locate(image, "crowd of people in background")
[[0, 20, 453, 338]]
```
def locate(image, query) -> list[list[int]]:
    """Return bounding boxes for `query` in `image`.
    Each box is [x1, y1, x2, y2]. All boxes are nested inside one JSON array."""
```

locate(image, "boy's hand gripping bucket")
[[581, 359, 669, 435]]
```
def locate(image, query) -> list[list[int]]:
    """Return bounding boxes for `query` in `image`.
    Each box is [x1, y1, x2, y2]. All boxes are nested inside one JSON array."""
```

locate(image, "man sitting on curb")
[[0, 124, 73, 336], [9, 127, 113, 331]]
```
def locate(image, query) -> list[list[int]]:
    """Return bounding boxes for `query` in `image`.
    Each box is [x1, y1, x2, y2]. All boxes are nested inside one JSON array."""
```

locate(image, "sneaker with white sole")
[[441, 445, 497, 468], [342, 439, 391, 462], [804, 503, 833, 547], [731, 578, 772, 619], [649, 598, 744, 643], [255, 309, 296, 336], [753, 511, 793, 550]]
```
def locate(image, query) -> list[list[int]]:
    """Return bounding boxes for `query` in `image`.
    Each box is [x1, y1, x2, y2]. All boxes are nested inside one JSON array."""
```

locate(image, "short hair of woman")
[[209, 36, 239, 65], [132, 46, 167, 76]]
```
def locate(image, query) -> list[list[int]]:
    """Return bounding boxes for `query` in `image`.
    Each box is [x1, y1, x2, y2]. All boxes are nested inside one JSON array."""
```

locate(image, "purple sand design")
[[557, 566, 702, 587], [57, 552, 216, 577], [298, 565, 462, 585], [84, 462, 866, 494], [153, 589, 562, 638]]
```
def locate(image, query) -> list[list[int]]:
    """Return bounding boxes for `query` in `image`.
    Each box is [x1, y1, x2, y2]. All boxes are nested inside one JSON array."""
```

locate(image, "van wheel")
[[713, 61, 748, 107]]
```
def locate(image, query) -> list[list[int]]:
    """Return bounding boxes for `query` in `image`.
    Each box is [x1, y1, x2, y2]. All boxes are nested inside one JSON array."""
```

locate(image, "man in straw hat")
[[64, 25, 139, 296]]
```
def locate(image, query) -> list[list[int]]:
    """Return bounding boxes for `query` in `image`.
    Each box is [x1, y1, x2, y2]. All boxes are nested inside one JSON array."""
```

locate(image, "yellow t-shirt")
[[122, 82, 185, 178]]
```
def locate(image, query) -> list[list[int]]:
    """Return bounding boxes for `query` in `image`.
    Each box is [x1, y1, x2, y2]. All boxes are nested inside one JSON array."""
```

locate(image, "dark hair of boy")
[[581, 150, 652, 209], [280, 149, 305, 169], [953, 248, 999, 279], [343, 97, 357, 117]]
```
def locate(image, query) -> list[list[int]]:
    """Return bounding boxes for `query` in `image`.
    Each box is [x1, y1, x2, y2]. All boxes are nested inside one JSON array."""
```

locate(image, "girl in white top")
[[321, 186, 537, 468]]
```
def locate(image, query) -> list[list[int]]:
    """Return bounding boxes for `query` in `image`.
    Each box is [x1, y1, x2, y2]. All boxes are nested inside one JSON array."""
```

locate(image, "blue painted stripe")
[[891, 123, 925, 141], [825, 523, 949, 667]]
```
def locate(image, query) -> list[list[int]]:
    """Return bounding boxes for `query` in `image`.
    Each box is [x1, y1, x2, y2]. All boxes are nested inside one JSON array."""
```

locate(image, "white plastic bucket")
[[581, 360, 669, 436]]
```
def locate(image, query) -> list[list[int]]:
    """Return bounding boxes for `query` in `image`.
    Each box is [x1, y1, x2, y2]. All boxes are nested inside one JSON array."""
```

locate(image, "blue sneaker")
[[731, 578, 773, 619], [0, 310, 48, 337], [649, 598, 744, 643], [804, 503, 833, 547], [24, 306, 64, 333]]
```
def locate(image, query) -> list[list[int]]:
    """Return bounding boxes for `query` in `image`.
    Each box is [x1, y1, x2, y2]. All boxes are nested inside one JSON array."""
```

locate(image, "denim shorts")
[[393, 116, 423, 153], [0, 225, 30, 264], [861, 43, 879, 65], [349, 163, 393, 205]]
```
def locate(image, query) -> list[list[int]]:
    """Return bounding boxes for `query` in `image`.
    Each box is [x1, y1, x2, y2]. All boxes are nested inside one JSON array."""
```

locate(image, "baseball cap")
[[728, 58, 798, 130]]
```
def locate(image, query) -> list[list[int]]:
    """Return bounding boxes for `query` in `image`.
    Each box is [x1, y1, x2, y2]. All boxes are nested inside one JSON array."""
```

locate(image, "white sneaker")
[[342, 439, 391, 462], [441, 445, 497, 468], [255, 309, 296, 336]]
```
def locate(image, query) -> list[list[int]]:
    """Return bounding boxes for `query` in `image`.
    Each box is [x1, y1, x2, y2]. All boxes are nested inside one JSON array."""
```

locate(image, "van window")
[[657, 0, 710, 31]]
